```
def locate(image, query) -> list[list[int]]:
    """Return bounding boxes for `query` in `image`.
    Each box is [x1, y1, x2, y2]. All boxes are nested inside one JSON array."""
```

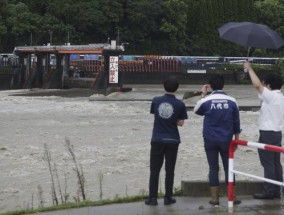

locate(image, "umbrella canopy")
[[218, 22, 284, 49]]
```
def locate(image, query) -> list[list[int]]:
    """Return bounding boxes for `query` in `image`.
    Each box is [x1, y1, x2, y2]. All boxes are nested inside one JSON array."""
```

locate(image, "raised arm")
[[243, 61, 264, 94]]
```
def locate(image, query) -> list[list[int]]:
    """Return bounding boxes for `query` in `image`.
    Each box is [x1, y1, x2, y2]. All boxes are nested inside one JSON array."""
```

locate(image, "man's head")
[[208, 74, 224, 90], [164, 78, 179, 93], [263, 73, 283, 90]]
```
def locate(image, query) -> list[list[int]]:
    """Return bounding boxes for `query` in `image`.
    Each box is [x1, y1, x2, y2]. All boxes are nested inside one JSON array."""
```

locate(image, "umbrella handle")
[[247, 47, 251, 57]]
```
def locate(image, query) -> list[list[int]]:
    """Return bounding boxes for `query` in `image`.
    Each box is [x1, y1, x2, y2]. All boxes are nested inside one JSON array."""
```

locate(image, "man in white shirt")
[[244, 61, 284, 199]]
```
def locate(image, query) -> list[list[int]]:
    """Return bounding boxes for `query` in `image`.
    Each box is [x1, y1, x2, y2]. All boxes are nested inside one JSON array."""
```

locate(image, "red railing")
[[228, 139, 284, 211]]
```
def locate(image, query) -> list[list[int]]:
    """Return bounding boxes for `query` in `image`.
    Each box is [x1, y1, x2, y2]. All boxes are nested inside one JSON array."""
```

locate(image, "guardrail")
[[228, 139, 284, 211]]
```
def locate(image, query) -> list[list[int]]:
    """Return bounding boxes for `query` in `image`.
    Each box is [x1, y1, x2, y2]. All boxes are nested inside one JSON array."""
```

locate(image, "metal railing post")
[[228, 141, 235, 209], [228, 139, 284, 212]]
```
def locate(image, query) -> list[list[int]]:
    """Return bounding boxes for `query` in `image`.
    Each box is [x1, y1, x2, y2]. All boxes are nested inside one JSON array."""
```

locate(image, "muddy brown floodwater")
[[0, 89, 276, 213]]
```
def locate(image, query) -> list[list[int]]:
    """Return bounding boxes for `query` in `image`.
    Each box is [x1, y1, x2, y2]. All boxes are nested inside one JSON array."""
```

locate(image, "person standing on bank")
[[244, 61, 284, 199], [193, 74, 241, 206], [145, 78, 188, 206]]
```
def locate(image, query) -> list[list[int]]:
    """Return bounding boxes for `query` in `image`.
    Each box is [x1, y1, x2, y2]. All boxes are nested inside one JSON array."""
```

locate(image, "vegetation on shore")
[[0, 137, 182, 215], [1, 0, 284, 57], [0, 189, 182, 215], [0, 196, 144, 215]]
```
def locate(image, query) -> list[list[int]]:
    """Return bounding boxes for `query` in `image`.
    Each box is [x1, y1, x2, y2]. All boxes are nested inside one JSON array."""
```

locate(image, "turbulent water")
[[0, 90, 268, 212]]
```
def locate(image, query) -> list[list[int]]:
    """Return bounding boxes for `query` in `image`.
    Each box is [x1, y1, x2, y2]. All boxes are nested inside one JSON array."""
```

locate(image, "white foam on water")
[[0, 92, 269, 213]]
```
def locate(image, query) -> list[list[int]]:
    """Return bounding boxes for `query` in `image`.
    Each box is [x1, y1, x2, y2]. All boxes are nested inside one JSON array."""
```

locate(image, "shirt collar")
[[164, 93, 176, 97], [273, 89, 282, 93], [211, 90, 226, 95]]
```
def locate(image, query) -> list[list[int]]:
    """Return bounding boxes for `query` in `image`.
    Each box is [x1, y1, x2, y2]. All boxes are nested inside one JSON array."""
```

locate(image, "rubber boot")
[[209, 186, 219, 206]]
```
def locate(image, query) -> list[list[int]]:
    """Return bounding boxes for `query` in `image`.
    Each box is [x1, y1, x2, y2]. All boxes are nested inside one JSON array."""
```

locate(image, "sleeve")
[[232, 103, 241, 134], [150, 99, 155, 114], [259, 87, 274, 104], [179, 103, 188, 120], [193, 99, 205, 116]]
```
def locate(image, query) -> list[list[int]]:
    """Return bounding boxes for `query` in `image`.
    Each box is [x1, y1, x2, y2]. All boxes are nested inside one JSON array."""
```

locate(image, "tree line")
[[0, 0, 284, 57]]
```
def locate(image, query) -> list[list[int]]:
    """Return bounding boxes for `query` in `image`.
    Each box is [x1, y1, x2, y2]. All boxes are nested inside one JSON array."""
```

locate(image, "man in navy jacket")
[[145, 78, 188, 206], [194, 74, 241, 206]]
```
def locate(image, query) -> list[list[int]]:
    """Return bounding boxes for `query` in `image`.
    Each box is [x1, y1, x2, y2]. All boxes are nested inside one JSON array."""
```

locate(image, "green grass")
[[0, 188, 183, 215], [0, 195, 148, 215]]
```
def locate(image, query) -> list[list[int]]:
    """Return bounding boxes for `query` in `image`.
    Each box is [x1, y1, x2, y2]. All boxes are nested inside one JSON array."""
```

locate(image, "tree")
[[119, 0, 165, 54], [160, 0, 188, 55], [0, 0, 283, 55], [254, 0, 284, 36], [5, 2, 41, 48], [0, 0, 8, 51]]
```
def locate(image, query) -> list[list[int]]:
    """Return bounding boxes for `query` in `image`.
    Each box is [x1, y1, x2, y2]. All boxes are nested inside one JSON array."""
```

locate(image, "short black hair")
[[164, 78, 179, 93], [263, 73, 283, 90], [208, 74, 224, 90]]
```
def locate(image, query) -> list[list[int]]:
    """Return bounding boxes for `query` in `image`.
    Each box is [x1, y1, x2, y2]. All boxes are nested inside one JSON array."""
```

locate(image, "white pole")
[[232, 170, 284, 186]]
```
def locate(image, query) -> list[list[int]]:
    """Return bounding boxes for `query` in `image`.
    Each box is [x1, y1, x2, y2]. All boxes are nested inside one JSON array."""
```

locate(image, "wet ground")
[[30, 196, 284, 215]]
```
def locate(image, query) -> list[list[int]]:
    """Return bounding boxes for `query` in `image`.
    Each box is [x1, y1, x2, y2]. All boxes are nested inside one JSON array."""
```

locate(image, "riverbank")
[[0, 85, 280, 213]]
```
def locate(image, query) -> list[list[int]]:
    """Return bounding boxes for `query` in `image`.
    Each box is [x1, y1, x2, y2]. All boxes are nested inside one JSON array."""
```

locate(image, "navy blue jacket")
[[151, 94, 188, 144], [194, 91, 241, 143]]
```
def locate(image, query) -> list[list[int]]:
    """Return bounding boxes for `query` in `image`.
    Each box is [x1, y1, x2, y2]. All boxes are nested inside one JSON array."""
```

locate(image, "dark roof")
[[13, 44, 123, 55]]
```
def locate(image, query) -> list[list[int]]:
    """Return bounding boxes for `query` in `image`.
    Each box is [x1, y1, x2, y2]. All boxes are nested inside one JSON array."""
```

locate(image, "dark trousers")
[[148, 142, 179, 198], [258, 131, 283, 195], [204, 139, 230, 187]]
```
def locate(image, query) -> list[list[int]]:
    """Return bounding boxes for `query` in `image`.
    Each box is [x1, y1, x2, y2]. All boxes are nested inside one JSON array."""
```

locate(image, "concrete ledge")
[[181, 180, 263, 197]]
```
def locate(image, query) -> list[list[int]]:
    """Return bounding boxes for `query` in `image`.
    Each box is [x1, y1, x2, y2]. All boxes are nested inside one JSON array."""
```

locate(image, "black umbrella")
[[218, 22, 284, 50]]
